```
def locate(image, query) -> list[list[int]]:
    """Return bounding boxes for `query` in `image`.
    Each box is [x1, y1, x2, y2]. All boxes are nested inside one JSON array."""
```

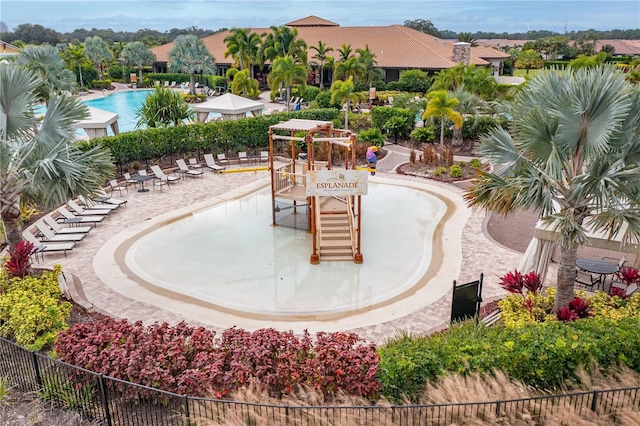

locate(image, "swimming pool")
[[83, 90, 154, 134]]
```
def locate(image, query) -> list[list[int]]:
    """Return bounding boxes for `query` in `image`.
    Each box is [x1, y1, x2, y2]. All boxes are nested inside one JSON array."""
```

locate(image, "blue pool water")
[[83, 90, 155, 134]]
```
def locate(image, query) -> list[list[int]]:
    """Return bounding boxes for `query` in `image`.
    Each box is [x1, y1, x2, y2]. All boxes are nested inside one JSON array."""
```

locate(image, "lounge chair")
[[189, 158, 203, 171], [43, 214, 92, 234], [109, 179, 128, 196], [22, 231, 75, 257], [217, 153, 229, 166], [164, 80, 170, 87], [204, 154, 225, 172], [238, 151, 249, 164], [170, 81, 177, 88], [90, 190, 128, 207], [151, 165, 180, 184], [78, 195, 120, 211], [67, 199, 112, 216], [34, 220, 86, 243], [56, 206, 104, 225], [176, 159, 204, 178]]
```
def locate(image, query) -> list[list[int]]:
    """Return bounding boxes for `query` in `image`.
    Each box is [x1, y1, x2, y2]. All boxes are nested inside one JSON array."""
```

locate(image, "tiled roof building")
[[151, 16, 510, 83]]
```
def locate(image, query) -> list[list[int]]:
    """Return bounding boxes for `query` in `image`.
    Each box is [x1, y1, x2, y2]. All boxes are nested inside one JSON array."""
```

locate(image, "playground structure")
[[267, 119, 367, 264]]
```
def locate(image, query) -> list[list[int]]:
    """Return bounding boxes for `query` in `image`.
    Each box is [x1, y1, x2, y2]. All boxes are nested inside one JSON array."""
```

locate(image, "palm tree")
[[168, 34, 216, 95], [421, 90, 463, 152], [310, 40, 334, 89], [136, 85, 193, 128], [84, 36, 113, 80], [515, 49, 544, 74], [330, 76, 357, 129], [465, 66, 640, 311], [231, 69, 259, 98], [61, 43, 90, 89], [449, 86, 484, 147], [0, 64, 114, 247], [338, 43, 352, 61], [261, 26, 307, 65], [16, 44, 76, 103], [456, 32, 478, 47], [122, 41, 157, 83], [334, 56, 365, 84], [267, 55, 307, 110], [356, 44, 380, 89], [224, 28, 261, 78]]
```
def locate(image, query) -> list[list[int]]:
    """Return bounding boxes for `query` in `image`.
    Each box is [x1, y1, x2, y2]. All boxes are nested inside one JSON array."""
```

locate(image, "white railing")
[[346, 196, 356, 255]]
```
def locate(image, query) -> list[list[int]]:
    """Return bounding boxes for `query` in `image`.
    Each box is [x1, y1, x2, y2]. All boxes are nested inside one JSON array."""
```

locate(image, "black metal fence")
[[2, 336, 640, 425]]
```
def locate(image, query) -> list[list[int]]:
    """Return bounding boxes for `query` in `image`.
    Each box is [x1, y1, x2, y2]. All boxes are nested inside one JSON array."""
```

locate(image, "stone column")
[[452, 42, 471, 65]]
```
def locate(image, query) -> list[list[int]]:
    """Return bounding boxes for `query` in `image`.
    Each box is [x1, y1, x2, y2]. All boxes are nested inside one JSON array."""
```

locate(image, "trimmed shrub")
[[448, 165, 462, 178], [90, 79, 111, 89], [410, 126, 436, 143], [0, 265, 71, 350], [469, 158, 482, 168], [357, 128, 385, 147]]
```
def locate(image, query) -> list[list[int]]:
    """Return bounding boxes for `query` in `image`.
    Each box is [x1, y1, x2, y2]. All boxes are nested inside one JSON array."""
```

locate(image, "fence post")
[[98, 375, 113, 426], [183, 394, 190, 424], [591, 389, 599, 412], [285, 404, 289, 425], [495, 399, 501, 417], [30, 351, 42, 388]]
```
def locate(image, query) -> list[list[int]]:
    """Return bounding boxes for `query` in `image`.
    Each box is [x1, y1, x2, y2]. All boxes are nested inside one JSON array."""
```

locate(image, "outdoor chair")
[[56, 206, 104, 225], [189, 158, 203, 170], [217, 153, 229, 166], [109, 179, 128, 196], [34, 220, 86, 243], [67, 200, 112, 216], [238, 151, 249, 164], [260, 151, 269, 163], [43, 214, 92, 234], [123, 172, 139, 188], [176, 159, 204, 178], [575, 269, 600, 290], [78, 195, 120, 211], [204, 154, 225, 173], [91, 190, 128, 207], [151, 165, 180, 185], [22, 230, 74, 257]]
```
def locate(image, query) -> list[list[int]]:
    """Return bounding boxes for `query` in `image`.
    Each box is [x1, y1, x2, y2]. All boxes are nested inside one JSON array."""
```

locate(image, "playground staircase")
[[317, 197, 354, 261]]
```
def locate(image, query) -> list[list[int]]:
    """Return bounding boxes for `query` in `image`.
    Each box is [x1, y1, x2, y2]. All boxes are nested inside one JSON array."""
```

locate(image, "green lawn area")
[[514, 69, 541, 77]]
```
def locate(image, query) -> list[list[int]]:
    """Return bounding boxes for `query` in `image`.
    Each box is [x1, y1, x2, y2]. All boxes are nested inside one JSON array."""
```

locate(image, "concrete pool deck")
[[30, 145, 540, 343]]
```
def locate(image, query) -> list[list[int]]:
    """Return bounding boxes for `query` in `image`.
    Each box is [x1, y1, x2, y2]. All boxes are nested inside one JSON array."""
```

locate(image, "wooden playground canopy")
[[267, 119, 365, 264]]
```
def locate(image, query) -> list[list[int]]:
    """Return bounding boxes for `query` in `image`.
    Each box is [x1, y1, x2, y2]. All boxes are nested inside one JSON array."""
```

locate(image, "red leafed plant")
[[615, 267, 640, 286], [499, 269, 542, 296], [54, 319, 381, 400], [609, 286, 628, 299], [556, 297, 592, 322], [5, 240, 35, 278]]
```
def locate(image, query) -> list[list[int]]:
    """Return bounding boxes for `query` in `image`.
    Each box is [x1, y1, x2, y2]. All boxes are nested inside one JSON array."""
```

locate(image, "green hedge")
[[77, 109, 339, 166], [377, 317, 640, 402], [370, 106, 415, 130]]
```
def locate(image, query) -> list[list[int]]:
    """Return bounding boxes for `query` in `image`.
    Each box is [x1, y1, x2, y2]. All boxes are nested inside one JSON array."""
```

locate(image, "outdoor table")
[[576, 257, 618, 290], [131, 175, 154, 192]]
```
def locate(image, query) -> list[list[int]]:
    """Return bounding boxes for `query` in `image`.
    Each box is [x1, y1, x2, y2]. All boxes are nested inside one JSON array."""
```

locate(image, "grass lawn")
[[514, 69, 541, 77]]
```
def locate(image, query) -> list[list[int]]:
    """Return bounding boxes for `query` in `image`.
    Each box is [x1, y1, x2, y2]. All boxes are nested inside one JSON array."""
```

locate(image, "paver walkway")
[[28, 128, 536, 344]]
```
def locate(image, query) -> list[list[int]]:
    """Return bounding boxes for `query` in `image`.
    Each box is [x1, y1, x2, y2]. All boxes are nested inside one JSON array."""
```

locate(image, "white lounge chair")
[[57, 206, 104, 225], [91, 190, 128, 207], [23, 231, 75, 257], [34, 220, 86, 243], [78, 195, 120, 211], [176, 159, 204, 178], [217, 153, 229, 166], [151, 165, 180, 185], [67, 199, 111, 216], [204, 154, 225, 172], [43, 214, 92, 234]]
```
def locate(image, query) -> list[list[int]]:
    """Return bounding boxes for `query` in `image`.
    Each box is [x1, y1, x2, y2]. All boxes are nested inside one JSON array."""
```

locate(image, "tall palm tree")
[[310, 40, 333, 89], [267, 55, 307, 111], [122, 41, 157, 83], [16, 44, 76, 104], [338, 43, 352, 61], [465, 66, 640, 311], [330, 76, 357, 129], [224, 28, 261, 78], [356, 44, 380, 89], [231, 69, 259, 98], [449, 86, 484, 147], [421, 90, 463, 152], [61, 43, 90, 89], [334, 56, 365, 84], [84, 36, 113, 80], [261, 26, 307, 66], [168, 34, 216, 95], [0, 64, 114, 247]]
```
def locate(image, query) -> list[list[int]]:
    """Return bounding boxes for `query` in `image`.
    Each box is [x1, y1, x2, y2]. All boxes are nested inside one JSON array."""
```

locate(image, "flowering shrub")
[[615, 267, 640, 286], [0, 265, 71, 350], [4, 240, 35, 278], [54, 320, 381, 399], [556, 297, 592, 322], [498, 269, 542, 295]]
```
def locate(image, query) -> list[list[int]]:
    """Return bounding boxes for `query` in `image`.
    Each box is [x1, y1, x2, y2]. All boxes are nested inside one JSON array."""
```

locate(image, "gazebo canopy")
[[192, 93, 264, 122], [71, 106, 120, 139]]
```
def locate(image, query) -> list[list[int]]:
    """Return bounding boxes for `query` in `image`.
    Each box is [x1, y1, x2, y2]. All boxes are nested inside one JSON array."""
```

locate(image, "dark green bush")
[[377, 317, 640, 402], [394, 69, 431, 93], [315, 90, 341, 109], [370, 106, 415, 130], [410, 127, 436, 143], [78, 109, 340, 168], [357, 128, 385, 147], [301, 85, 320, 102], [90, 79, 112, 89]]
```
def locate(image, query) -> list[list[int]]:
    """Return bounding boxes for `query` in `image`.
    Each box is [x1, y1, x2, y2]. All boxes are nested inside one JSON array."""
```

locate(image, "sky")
[[1, 0, 639, 34]]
